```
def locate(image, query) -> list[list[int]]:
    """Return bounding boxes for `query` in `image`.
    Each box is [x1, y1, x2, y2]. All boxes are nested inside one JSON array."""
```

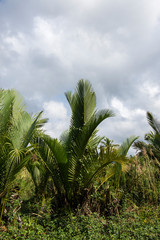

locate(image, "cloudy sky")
[[1, 0, 160, 152]]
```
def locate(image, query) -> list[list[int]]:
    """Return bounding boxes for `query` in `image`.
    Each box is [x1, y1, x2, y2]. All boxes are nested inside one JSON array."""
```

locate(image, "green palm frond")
[[43, 135, 67, 164], [85, 154, 123, 188], [36, 118, 48, 128], [21, 111, 43, 148], [0, 90, 14, 135], [3, 151, 31, 194], [117, 136, 139, 156], [95, 162, 122, 191], [134, 112, 160, 160], [87, 129, 103, 149], [37, 80, 138, 208], [89, 136, 138, 191], [65, 80, 97, 143], [65, 79, 96, 125], [133, 140, 148, 151], [42, 135, 69, 193], [73, 109, 114, 158], [27, 157, 50, 195], [9, 111, 31, 149], [147, 112, 160, 134], [0, 90, 46, 199], [59, 130, 72, 155], [153, 133, 160, 151], [36, 136, 67, 198], [68, 109, 114, 185]]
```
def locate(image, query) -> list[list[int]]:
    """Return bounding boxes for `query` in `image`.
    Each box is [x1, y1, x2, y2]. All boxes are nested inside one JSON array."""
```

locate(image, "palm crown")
[[37, 80, 137, 208]]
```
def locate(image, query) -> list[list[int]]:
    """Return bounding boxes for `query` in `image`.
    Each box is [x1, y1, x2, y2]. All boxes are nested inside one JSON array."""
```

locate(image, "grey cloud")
[[0, 0, 160, 144]]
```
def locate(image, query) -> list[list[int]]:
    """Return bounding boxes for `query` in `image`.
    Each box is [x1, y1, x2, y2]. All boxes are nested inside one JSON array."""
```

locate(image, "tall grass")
[[119, 150, 160, 206]]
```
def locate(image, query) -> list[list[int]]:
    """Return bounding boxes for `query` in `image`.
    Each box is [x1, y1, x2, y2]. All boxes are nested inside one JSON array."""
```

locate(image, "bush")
[[1, 206, 160, 239]]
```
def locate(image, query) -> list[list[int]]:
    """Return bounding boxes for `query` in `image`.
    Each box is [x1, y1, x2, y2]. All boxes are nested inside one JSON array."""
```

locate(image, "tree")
[[134, 112, 160, 163], [0, 89, 47, 223], [37, 80, 137, 209]]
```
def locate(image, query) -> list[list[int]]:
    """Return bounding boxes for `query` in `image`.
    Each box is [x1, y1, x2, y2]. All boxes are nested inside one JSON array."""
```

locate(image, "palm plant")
[[134, 112, 160, 162], [37, 80, 137, 209], [26, 153, 50, 198], [0, 89, 47, 222], [93, 136, 138, 192]]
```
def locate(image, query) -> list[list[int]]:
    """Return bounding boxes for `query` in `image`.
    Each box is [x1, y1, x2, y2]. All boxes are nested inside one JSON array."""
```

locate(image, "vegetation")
[[33, 80, 137, 210], [0, 80, 160, 239], [0, 89, 47, 224]]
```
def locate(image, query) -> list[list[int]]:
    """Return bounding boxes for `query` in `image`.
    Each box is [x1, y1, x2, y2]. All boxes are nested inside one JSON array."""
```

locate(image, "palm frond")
[[95, 162, 122, 191], [43, 135, 67, 164], [42, 135, 69, 192], [87, 129, 104, 149], [3, 152, 31, 194], [72, 109, 115, 159], [66, 80, 97, 142], [0, 90, 14, 135], [117, 136, 139, 156], [85, 154, 123, 188], [68, 109, 114, 188], [133, 140, 148, 151], [21, 111, 43, 148], [147, 112, 160, 134], [36, 138, 60, 192]]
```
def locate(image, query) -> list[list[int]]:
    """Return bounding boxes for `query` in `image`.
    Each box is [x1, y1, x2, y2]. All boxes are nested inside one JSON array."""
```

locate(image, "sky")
[[1, 0, 160, 153]]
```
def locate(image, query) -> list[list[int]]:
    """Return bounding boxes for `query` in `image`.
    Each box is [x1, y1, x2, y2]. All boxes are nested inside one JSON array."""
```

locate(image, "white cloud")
[[140, 81, 160, 99], [111, 97, 146, 120], [33, 17, 63, 57], [1, 0, 160, 148], [43, 101, 67, 119], [4, 33, 28, 54], [42, 101, 69, 138]]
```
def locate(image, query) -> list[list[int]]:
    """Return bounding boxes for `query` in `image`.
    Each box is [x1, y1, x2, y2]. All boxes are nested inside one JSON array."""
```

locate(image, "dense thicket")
[[0, 80, 160, 239]]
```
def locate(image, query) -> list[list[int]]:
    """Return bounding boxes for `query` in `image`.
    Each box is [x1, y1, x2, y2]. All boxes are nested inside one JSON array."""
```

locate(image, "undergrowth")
[[0, 202, 160, 239]]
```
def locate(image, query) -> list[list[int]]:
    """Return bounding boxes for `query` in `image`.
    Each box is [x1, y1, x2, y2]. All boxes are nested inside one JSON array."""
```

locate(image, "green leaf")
[[21, 111, 43, 148], [117, 135, 139, 156]]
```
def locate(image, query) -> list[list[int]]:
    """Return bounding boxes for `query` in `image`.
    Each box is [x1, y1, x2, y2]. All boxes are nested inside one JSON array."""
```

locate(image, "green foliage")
[[35, 80, 137, 211], [106, 206, 160, 239], [13, 168, 35, 201], [134, 111, 160, 160], [36, 80, 116, 208], [0, 89, 47, 223], [1, 205, 160, 240], [119, 154, 160, 205], [1, 83, 158, 239]]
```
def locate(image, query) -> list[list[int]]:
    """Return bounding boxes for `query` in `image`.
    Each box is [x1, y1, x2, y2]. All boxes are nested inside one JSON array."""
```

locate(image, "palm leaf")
[[147, 112, 160, 134], [0, 90, 14, 135], [65, 80, 97, 144], [117, 136, 139, 156], [35, 137, 64, 196], [21, 111, 43, 148], [68, 109, 114, 188], [42, 135, 69, 194], [72, 109, 114, 159]]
